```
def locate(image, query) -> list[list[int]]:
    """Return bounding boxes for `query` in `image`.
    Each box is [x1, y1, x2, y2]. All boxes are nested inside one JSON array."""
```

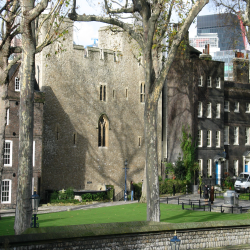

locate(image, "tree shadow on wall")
[[42, 81, 146, 197]]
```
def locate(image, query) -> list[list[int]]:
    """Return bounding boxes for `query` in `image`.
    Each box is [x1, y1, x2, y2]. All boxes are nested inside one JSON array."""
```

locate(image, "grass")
[[2, 203, 250, 236], [216, 193, 250, 200]]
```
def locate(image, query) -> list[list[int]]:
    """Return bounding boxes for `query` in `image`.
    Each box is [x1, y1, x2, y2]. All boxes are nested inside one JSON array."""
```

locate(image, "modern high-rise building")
[[197, 13, 245, 51]]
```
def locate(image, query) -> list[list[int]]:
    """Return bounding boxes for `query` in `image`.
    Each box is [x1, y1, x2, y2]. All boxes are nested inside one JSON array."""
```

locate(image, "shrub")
[[50, 191, 59, 200], [65, 187, 74, 199], [106, 185, 114, 201], [96, 192, 105, 200], [159, 179, 190, 195], [134, 182, 142, 200], [81, 193, 93, 202]]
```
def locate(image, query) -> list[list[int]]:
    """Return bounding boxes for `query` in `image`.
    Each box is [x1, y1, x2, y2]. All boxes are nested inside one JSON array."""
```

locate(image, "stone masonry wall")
[[1, 224, 250, 249], [36, 19, 162, 198]]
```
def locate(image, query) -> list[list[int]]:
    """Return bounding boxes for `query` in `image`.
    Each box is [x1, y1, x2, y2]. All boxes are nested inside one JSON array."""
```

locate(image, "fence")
[[163, 196, 250, 214]]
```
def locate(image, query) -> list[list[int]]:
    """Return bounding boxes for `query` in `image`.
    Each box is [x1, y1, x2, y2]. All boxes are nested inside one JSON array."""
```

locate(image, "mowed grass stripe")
[[1, 203, 250, 236]]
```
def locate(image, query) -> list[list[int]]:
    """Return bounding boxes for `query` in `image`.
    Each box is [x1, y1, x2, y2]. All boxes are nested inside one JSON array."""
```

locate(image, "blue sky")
[[73, 1, 217, 47]]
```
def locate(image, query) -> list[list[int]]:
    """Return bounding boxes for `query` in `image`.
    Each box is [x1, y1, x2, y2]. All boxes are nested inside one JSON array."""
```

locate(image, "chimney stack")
[[233, 53, 249, 84], [200, 44, 212, 60]]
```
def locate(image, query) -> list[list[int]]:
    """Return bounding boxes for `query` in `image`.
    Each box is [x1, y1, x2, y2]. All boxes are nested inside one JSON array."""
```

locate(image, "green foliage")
[[50, 191, 59, 200], [159, 179, 190, 195], [223, 176, 234, 190], [198, 175, 203, 188], [159, 175, 163, 182], [174, 156, 187, 180], [81, 192, 107, 202], [134, 182, 142, 200], [106, 185, 114, 201], [180, 126, 199, 182], [165, 156, 186, 180], [65, 187, 74, 199], [50, 199, 80, 204], [165, 126, 198, 182], [81, 193, 93, 202]]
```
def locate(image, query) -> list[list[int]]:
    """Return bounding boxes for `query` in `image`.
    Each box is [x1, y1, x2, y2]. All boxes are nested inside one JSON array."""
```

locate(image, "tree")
[[69, 0, 208, 222], [2, 0, 71, 235]]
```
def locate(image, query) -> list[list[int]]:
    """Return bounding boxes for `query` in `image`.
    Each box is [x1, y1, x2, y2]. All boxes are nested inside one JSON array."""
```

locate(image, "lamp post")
[[123, 159, 129, 201], [170, 231, 181, 250], [30, 190, 40, 228]]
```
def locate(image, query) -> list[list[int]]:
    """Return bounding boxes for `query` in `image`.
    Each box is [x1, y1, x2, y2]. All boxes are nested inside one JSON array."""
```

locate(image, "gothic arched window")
[[98, 115, 108, 147]]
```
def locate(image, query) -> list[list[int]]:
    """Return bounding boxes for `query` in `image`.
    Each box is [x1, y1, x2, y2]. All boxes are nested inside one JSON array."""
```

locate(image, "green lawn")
[[2, 203, 250, 236]]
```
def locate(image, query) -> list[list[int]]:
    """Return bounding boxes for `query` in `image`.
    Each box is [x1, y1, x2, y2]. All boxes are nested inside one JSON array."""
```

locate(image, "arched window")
[[98, 115, 109, 147]]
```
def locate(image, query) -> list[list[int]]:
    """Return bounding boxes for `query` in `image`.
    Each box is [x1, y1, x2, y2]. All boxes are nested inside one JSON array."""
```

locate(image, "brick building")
[[1, 63, 44, 208], [165, 45, 250, 186]]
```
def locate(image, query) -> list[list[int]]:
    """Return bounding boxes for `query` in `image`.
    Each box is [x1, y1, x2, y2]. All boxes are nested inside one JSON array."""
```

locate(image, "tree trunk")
[[140, 164, 147, 203], [145, 100, 160, 222], [14, 3, 35, 234]]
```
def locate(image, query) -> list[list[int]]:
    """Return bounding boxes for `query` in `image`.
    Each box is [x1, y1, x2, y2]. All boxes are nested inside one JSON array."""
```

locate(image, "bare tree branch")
[[68, 12, 144, 48], [28, 0, 49, 21]]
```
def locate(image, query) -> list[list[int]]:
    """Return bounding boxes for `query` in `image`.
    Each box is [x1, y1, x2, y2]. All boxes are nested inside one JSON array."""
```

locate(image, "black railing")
[[114, 190, 124, 201], [179, 198, 250, 214]]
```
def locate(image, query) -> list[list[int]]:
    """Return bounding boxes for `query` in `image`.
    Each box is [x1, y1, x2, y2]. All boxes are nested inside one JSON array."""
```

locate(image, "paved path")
[[2, 193, 250, 217], [0, 200, 139, 217]]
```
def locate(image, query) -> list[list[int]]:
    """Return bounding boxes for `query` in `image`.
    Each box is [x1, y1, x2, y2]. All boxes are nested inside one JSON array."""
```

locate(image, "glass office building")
[[197, 13, 245, 51]]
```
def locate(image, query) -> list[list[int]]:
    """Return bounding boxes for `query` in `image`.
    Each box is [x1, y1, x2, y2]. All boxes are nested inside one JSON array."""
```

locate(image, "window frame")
[[198, 130, 203, 147], [224, 101, 230, 112], [233, 160, 238, 176], [234, 102, 239, 112], [15, 77, 20, 92], [216, 103, 221, 119], [246, 127, 250, 145], [224, 126, 229, 145], [198, 76, 203, 87], [6, 108, 9, 125], [207, 102, 212, 118], [140, 82, 145, 103], [1, 179, 11, 204], [99, 83, 107, 102], [207, 130, 212, 147], [207, 159, 212, 177], [4, 140, 12, 167], [216, 131, 220, 148], [216, 77, 221, 88], [246, 103, 250, 113], [207, 76, 212, 88], [224, 100, 230, 112], [98, 115, 109, 147], [198, 101, 203, 118], [233, 127, 239, 145]]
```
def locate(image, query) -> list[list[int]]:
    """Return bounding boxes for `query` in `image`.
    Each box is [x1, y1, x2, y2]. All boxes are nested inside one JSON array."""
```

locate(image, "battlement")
[[73, 43, 123, 62]]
